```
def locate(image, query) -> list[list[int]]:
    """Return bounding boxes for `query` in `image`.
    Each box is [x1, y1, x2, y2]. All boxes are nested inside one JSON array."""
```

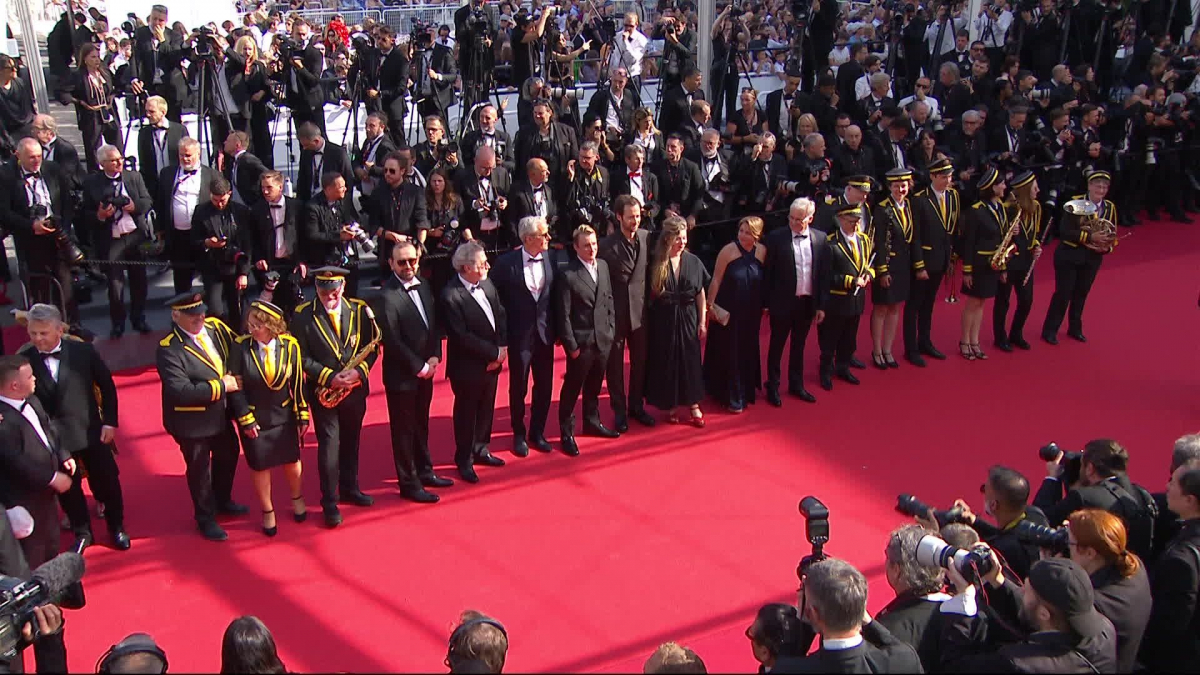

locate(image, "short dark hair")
[[220, 616, 285, 674], [209, 176, 232, 196], [297, 121, 322, 141], [0, 355, 28, 388], [988, 465, 1031, 510], [613, 194, 640, 216], [1083, 439, 1129, 478], [321, 171, 345, 190], [1180, 468, 1200, 502], [751, 603, 807, 659]]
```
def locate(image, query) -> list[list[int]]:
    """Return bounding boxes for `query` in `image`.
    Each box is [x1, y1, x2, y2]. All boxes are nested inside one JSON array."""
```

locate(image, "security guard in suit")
[[818, 204, 876, 391], [289, 267, 380, 528], [156, 291, 250, 541], [905, 158, 960, 363], [1042, 170, 1118, 345]]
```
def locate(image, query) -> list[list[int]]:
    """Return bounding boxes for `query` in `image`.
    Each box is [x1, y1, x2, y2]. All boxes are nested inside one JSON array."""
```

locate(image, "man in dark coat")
[[296, 123, 354, 204], [155, 138, 216, 294], [657, 67, 705, 138], [136, 96, 187, 197], [1141, 464, 1200, 671], [250, 171, 305, 318], [192, 177, 253, 329], [222, 132, 266, 207], [128, 5, 189, 122]]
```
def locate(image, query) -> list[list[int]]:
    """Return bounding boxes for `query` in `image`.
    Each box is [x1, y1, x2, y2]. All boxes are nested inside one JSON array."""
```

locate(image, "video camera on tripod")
[[0, 552, 85, 660], [410, 18, 435, 48], [190, 25, 219, 61]]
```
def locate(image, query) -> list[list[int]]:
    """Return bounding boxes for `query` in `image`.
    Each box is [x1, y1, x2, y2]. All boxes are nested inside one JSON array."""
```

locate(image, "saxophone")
[[316, 333, 381, 408], [990, 206, 1020, 271]]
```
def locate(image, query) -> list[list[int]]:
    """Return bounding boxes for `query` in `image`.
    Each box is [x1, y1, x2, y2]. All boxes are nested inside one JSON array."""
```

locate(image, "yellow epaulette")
[[235, 334, 251, 343], [972, 201, 987, 209], [824, 195, 837, 205], [1070, 194, 1086, 201], [914, 188, 929, 198], [347, 297, 366, 305], [826, 231, 838, 242], [296, 301, 312, 313], [204, 316, 230, 331], [159, 333, 177, 348]]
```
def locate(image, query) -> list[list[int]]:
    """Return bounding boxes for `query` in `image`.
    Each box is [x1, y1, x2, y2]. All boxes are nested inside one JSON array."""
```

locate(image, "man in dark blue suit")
[[490, 215, 559, 457]]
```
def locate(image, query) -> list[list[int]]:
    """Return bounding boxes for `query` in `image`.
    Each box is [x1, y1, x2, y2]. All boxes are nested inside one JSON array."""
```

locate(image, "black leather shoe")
[[132, 320, 152, 334], [905, 352, 927, 367], [529, 435, 553, 453], [849, 356, 867, 370], [340, 490, 374, 507], [513, 436, 529, 458], [1011, 336, 1031, 350], [920, 345, 946, 360], [630, 408, 657, 427], [401, 488, 440, 504], [1068, 331, 1087, 343], [582, 422, 620, 438], [613, 413, 630, 433], [767, 387, 783, 407], [457, 465, 480, 484], [819, 373, 833, 391], [994, 340, 1013, 353], [789, 387, 816, 403], [109, 325, 124, 340], [323, 507, 343, 528], [111, 529, 132, 550], [73, 532, 94, 552], [836, 369, 860, 385], [199, 521, 228, 541], [561, 435, 581, 456], [475, 453, 505, 467], [218, 501, 249, 516], [420, 473, 454, 488], [1042, 332, 1059, 345]]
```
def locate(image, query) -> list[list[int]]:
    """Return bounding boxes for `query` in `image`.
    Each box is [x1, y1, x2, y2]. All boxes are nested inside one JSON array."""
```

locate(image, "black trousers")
[[508, 338, 555, 439], [818, 312, 861, 370], [16, 497, 68, 675], [23, 252, 78, 325], [58, 444, 124, 536], [104, 230, 149, 329], [385, 382, 434, 495], [290, 100, 326, 139], [175, 425, 239, 523], [78, 113, 122, 174], [766, 295, 816, 391], [450, 373, 498, 469], [254, 262, 301, 319], [903, 267, 945, 354], [385, 95, 409, 146], [1042, 247, 1103, 337], [311, 387, 368, 509], [168, 232, 203, 294], [249, 106, 274, 169], [203, 274, 245, 331], [605, 324, 648, 417], [994, 270, 1035, 343], [559, 343, 609, 433]]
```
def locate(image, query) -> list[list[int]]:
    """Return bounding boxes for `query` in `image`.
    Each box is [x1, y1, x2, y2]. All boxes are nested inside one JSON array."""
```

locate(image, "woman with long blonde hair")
[[229, 35, 274, 163], [702, 216, 766, 413]]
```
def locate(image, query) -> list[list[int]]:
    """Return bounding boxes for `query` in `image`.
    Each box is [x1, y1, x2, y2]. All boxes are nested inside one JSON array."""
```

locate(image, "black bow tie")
[[271, 203, 284, 209], [793, 233, 808, 239], [404, 281, 421, 290], [313, 151, 323, 157], [527, 256, 542, 263], [40, 348, 61, 357], [23, 172, 40, 181], [18, 401, 27, 412], [181, 169, 197, 176], [155, 124, 168, 131], [532, 185, 544, 193]]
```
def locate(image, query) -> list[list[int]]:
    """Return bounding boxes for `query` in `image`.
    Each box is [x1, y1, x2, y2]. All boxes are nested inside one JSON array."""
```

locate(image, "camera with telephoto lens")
[[30, 204, 84, 264], [346, 223, 376, 254], [351, 31, 375, 54], [0, 552, 86, 660], [796, 496, 830, 577], [410, 18, 434, 48], [896, 494, 971, 527], [1039, 442, 1083, 487], [1012, 520, 1070, 555], [547, 85, 583, 102], [915, 535, 997, 584], [276, 36, 301, 61]]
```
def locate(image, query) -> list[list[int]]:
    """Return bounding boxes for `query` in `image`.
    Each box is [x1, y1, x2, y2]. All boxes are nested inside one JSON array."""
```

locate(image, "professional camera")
[[346, 223, 376, 254], [914, 534, 997, 584], [211, 233, 244, 267], [191, 26, 218, 59], [351, 31, 375, 53], [410, 18, 434, 48], [895, 494, 971, 527], [1012, 520, 1070, 555], [30, 204, 84, 264], [547, 85, 583, 102], [0, 552, 85, 660], [1039, 442, 1083, 487], [1028, 86, 1053, 102], [796, 496, 830, 576], [276, 36, 302, 61], [103, 194, 131, 212]]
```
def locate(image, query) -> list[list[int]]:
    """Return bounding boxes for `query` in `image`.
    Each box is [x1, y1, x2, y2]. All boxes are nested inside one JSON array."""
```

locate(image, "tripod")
[[461, 29, 496, 132], [340, 54, 366, 155], [194, 51, 235, 166], [411, 43, 449, 143]]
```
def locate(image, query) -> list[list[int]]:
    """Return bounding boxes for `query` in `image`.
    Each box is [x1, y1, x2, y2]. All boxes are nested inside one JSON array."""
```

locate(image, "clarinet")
[[1023, 203, 1050, 285]]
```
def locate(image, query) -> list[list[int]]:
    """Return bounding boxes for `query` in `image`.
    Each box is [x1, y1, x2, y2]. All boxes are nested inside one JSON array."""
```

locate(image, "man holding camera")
[[303, 173, 365, 298], [0, 505, 65, 674], [129, 5, 187, 123], [454, 0, 498, 110], [250, 171, 305, 319], [279, 18, 326, 137], [876, 524, 951, 671], [951, 464, 1049, 580], [564, 143, 612, 237], [83, 144, 154, 339], [461, 104, 515, 172], [515, 100, 579, 199], [653, 8, 696, 93], [457, 145, 512, 250], [410, 24, 456, 124], [193, 177, 252, 330]]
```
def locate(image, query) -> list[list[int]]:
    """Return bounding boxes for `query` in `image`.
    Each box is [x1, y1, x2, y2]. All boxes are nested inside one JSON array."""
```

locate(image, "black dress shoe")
[[1068, 331, 1088, 343], [905, 352, 927, 367], [789, 387, 816, 403], [109, 325, 124, 340], [819, 374, 833, 391], [110, 529, 132, 550], [920, 345, 947, 360], [132, 320, 152, 334], [218, 501, 249, 516], [849, 356, 867, 370], [994, 340, 1013, 353], [582, 422, 620, 438], [475, 453, 505, 467], [1011, 336, 1031, 350], [513, 436, 530, 458], [339, 490, 374, 507], [767, 387, 783, 407], [561, 435, 581, 456], [420, 473, 455, 488], [323, 507, 343, 528], [836, 369, 860, 385], [1042, 332, 1059, 345], [401, 489, 440, 504], [630, 408, 657, 427], [529, 435, 553, 453], [199, 521, 228, 541], [457, 465, 480, 483], [613, 413, 630, 433]]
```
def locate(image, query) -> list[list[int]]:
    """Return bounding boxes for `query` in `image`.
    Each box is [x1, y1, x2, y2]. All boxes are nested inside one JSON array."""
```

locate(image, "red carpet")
[[32, 218, 1200, 673]]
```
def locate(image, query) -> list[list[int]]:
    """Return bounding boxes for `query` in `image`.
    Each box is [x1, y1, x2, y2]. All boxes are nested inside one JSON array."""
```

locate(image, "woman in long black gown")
[[229, 300, 309, 537], [645, 216, 711, 427], [703, 216, 765, 413], [64, 42, 122, 171]]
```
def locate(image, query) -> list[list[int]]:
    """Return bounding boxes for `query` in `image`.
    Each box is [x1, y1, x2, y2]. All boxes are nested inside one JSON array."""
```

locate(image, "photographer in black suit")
[[128, 5, 188, 122], [507, 158, 560, 243], [83, 144, 154, 339], [0, 505, 64, 675], [278, 18, 326, 137], [876, 524, 950, 671], [456, 146, 512, 249], [222, 132, 266, 207], [19, 304, 128, 550], [514, 100, 579, 197], [193, 177, 253, 329], [368, 150, 427, 269], [303, 173, 364, 296], [460, 104, 514, 171], [952, 465, 1050, 581], [657, 68, 704, 139], [373, 241, 452, 504], [654, 135, 704, 229], [296, 122, 353, 204], [251, 171, 304, 318], [564, 143, 612, 237], [352, 112, 396, 207]]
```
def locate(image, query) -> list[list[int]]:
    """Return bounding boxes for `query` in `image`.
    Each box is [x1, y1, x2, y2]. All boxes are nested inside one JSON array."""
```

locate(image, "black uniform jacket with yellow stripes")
[[1059, 195, 1119, 256], [227, 334, 310, 430], [157, 317, 249, 440], [910, 186, 960, 275], [961, 199, 1009, 274], [871, 197, 922, 276], [1003, 200, 1044, 274], [824, 227, 877, 316], [289, 297, 381, 395]]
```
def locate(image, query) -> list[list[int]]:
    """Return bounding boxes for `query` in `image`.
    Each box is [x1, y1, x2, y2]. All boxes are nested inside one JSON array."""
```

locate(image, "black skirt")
[[963, 267, 1000, 299], [872, 256, 912, 305], [243, 421, 301, 471]]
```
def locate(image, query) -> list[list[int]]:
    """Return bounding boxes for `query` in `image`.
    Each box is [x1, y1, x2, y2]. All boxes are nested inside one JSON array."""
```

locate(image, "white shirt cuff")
[[940, 586, 978, 616], [418, 363, 431, 377]]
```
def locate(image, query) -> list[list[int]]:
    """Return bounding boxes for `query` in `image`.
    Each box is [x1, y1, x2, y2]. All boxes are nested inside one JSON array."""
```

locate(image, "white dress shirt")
[[582, 258, 598, 283], [37, 340, 63, 381], [171, 167, 202, 230], [104, 173, 138, 237], [606, 88, 625, 133], [360, 135, 386, 196], [0, 395, 56, 484], [522, 247, 546, 299], [627, 168, 646, 205], [23, 171, 51, 209], [268, 197, 289, 258], [792, 229, 813, 297], [401, 275, 429, 327], [458, 274, 496, 330], [610, 29, 648, 77], [822, 635, 865, 651], [258, 338, 277, 367]]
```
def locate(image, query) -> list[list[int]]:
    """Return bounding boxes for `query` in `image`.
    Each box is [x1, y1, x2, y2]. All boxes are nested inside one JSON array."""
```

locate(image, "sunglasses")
[[384, 167, 401, 174], [395, 258, 417, 266]]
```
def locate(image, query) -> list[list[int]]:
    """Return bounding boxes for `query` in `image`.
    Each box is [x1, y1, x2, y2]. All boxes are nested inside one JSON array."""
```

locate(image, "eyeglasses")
[[384, 167, 401, 174], [395, 258, 417, 266]]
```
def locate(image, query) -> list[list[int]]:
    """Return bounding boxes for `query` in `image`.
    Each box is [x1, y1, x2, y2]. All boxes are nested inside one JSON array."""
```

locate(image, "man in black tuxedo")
[[610, 145, 661, 226], [675, 99, 711, 155], [599, 195, 656, 431], [491, 216, 558, 458], [563, 143, 612, 237], [296, 122, 354, 203], [657, 67, 704, 138], [506, 158, 560, 243], [688, 129, 735, 225], [514, 100, 579, 197], [409, 26, 457, 122], [135, 96, 186, 197], [373, 242, 452, 504], [19, 304, 128, 550], [654, 135, 705, 229], [352, 112, 396, 208], [763, 197, 830, 406], [279, 18, 327, 137], [556, 225, 618, 456], [0, 139, 80, 327], [156, 138, 216, 294], [0, 355, 73, 672], [586, 68, 639, 143], [251, 171, 305, 318], [222, 131, 266, 207], [31, 114, 82, 190], [303, 173, 363, 295], [456, 146, 512, 249], [367, 150, 427, 268], [766, 70, 804, 144], [128, 5, 188, 122], [460, 104, 515, 171], [83, 144, 154, 338], [439, 241, 508, 484], [192, 177, 253, 329]]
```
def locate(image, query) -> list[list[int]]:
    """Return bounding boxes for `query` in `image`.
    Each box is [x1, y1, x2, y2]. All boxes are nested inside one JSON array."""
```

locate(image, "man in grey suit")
[[556, 225, 618, 456]]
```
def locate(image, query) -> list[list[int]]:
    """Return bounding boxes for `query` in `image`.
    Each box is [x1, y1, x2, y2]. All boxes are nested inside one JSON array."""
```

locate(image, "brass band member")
[[904, 158, 959, 364], [871, 168, 921, 369], [959, 167, 1008, 361], [819, 204, 875, 391], [290, 267, 380, 528], [228, 301, 309, 537], [993, 170, 1043, 351], [1041, 170, 1118, 345], [156, 291, 248, 541]]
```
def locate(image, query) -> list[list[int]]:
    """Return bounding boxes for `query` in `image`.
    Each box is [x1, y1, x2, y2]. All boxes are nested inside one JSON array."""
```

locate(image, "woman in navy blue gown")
[[703, 216, 766, 413]]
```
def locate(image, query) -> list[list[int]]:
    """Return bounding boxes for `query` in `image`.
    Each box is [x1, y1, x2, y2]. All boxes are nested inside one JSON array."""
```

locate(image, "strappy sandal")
[[971, 344, 988, 360], [959, 342, 975, 361], [689, 406, 706, 429]]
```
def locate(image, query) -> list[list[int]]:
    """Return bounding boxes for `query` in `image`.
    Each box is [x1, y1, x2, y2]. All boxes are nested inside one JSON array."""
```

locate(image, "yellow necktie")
[[329, 309, 341, 337], [263, 342, 276, 382], [197, 331, 224, 376]]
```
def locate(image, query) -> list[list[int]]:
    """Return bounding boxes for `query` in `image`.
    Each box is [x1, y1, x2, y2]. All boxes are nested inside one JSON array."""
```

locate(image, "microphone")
[[0, 553, 86, 656], [30, 553, 86, 598]]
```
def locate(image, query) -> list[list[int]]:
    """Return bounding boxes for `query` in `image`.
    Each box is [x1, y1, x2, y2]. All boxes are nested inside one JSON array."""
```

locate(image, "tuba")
[[990, 206, 1021, 270], [315, 334, 381, 408], [1064, 199, 1117, 252]]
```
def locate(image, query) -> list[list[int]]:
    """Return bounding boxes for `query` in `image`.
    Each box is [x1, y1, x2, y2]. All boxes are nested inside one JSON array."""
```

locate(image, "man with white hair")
[[30, 114, 82, 187]]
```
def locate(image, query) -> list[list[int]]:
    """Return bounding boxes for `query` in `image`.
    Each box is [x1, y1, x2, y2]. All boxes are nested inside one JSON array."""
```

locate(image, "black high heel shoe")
[[883, 352, 899, 368], [262, 510, 277, 537], [291, 496, 307, 523], [872, 353, 888, 370]]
